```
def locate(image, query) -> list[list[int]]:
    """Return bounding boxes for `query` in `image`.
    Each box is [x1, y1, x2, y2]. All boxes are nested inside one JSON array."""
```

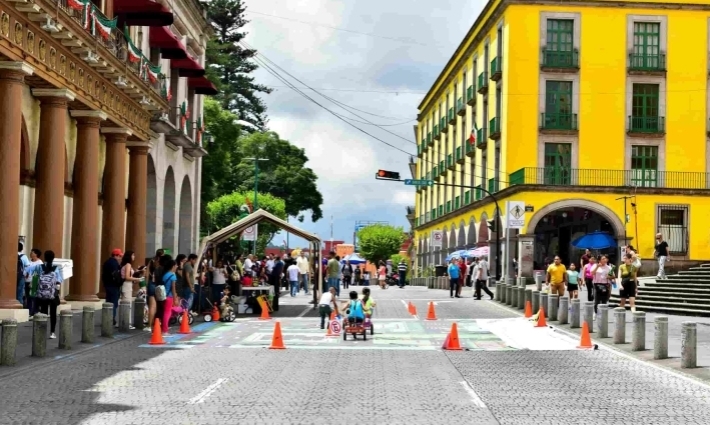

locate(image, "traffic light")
[[376, 170, 400, 180], [487, 218, 496, 233]]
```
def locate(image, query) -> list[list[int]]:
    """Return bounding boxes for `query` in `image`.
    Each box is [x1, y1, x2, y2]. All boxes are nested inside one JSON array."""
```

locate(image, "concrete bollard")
[[58, 310, 73, 350], [654, 316, 668, 360], [570, 299, 581, 328], [508, 285, 515, 306], [0, 319, 18, 366], [32, 313, 48, 357], [134, 298, 146, 331], [82, 306, 95, 343], [517, 277, 526, 288], [540, 293, 548, 318], [681, 322, 697, 369], [517, 287, 526, 309], [525, 289, 533, 311], [549, 295, 559, 321], [500, 283, 507, 304], [532, 290, 540, 315], [631, 311, 646, 351], [583, 302, 594, 333], [597, 304, 609, 338], [613, 307, 626, 344], [118, 300, 131, 332], [101, 302, 114, 338], [534, 271, 543, 291], [558, 297, 569, 325]]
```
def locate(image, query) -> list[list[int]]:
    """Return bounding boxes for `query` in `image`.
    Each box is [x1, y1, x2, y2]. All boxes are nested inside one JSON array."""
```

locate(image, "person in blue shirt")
[[25, 250, 63, 339], [447, 259, 460, 298]]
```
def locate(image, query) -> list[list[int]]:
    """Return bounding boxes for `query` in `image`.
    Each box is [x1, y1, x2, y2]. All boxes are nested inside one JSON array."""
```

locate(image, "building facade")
[[413, 0, 710, 278], [0, 0, 215, 321]]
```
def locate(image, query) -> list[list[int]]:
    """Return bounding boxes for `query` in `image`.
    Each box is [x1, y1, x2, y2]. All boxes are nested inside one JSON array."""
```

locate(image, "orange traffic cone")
[[425, 302, 437, 320], [325, 312, 339, 337], [534, 307, 547, 327], [259, 304, 271, 320], [179, 311, 191, 334], [269, 321, 286, 349], [411, 303, 417, 316], [149, 319, 165, 345], [407, 301, 414, 315], [212, 305, 221, 321], [524, 301, 533, 318], [443, 323, 463, 351], [577, 321, 593, 349]]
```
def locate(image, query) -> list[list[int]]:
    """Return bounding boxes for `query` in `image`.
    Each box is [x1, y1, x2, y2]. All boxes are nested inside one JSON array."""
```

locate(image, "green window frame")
[[546, 19, 573, 52], [632, 22, 660, 68], [544, 81, 573, 129], [631, 145, 658, 187], [543, 143, 572, 185], [631, 83, 660, 131]]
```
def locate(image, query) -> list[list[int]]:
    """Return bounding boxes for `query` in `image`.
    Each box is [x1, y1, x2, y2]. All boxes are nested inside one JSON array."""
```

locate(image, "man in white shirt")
[[475, 257, 494, 300], [287, 262, 300, 297], [243, 254, 254, 276], [296, 252, 310, 295], [266, 254, 275, 275]]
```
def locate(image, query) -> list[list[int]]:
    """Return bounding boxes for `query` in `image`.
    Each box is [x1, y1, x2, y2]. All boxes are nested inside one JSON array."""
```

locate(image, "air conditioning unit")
[[139, 96, 150, 106], [115, 76, 127, 88], [83, 51, 99, 64], [41, 17, 59, 33]]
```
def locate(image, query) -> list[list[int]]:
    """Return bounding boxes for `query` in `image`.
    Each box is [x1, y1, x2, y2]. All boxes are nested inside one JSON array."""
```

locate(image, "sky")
[[243, 0, 487, 249]]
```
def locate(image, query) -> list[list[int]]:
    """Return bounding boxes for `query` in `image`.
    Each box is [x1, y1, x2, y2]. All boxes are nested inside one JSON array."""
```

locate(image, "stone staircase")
[[609, 264, 710, 317]]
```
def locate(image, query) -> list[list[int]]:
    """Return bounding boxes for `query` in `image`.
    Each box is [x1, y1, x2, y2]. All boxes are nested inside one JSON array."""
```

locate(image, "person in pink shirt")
[[583, 256, 596, 302]]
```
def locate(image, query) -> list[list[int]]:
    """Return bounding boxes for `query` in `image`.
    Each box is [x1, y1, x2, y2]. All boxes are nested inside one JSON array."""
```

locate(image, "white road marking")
[[188, 378, 228, 404], [296, 306, 312, 318], [400, 299, 409, 309], [460, 381, 487, 408]]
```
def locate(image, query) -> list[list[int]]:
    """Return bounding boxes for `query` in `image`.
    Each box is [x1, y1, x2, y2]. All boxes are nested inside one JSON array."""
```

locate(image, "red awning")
[[188, 77, 219, 96], [149, 26, 187, 59], [173, 55, 205, 77], [115, 0, 173, 27]]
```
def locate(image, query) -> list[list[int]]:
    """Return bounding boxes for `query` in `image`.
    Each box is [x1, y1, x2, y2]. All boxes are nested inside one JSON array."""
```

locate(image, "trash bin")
[[435, 265, 447, 277]]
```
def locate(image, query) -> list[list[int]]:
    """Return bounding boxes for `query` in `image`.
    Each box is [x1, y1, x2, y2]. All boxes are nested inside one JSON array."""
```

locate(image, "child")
[[219, 286, 233, 319], [363, 270, 371, 287], [318, 287, 338, 329], [343, 290, 365, 326], [360, 287, 376, 319], [566, 263, 581, 300]]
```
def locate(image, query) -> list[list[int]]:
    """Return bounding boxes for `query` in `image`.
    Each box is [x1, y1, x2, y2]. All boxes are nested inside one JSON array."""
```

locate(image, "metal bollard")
[[82, 306, 95, 343], [597, 304, 609, 338], [631, 311, 646, 351], [517, 287, 525, 309], [583, 302, 594, 333], [558, 297, 569, 325], [549, 295, 559, 321], [119, 300, 131, 332], [0, 319, 18, 366], [570, 299, 581, 328], [32, 313, 48, 357], [540, 293, 548, 318], [654, 316, 668, 360], [525, 289, 533, 311], [134, 298, 146, 331], [681, 322, 697, 369], [58, 310, 73, 350], [531, 290, 540, 315], [613, 307, 626, 344], [101, 302, 114, 338]]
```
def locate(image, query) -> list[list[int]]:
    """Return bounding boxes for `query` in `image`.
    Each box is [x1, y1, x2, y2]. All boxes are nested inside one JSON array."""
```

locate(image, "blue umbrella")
[[445, 250, 467, 262], [571, 231, 616, 250], [341, 253, 367, 265]]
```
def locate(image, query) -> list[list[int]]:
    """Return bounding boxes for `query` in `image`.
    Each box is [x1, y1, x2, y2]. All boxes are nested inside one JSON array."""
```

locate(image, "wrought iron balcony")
[[477, 72, 488, 94], [489, 117, 501, 140], [456, 146, 464, 164], [508, 167, 710, 189], [440, 117, 448, 133], [628, 52, 666, 72], [541, 48, 579, 70], [464, 190, 471, 205], [490, 57, 501, 81], [628, 116, 665, 134], [540, 113, 578, 131], [466, 85, 476, 106], [476, 127, 487, 149], [488, 178, 499, 194], [448, 108, 455, 124]]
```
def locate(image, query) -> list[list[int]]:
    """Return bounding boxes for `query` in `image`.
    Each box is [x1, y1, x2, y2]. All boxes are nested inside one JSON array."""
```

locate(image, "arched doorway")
[[161, 166, 175, 253], [457, 221, 466, 249], [146, 156, 157, 257], [478, 213, 489, 246], [178, 175, 193, 255], [467, 218, 477, 248], [527, 199, 625, 268]]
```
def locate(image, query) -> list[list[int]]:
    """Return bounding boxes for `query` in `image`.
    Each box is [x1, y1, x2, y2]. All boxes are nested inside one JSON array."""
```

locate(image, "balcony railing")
[[454, 196, 460, 209], [455, 146, 463, 163], [476, 127, 487, 148], [508, 167, 710, 189], [431, 208, 436, 220], [427, 132, 433, 145], [464, 190, 471, 205], [490, 57, 501, 79], [475, 185, 483, 200], [628, 52, 666, 71], [477, 72, 488, 93], [439, 160, 445, 173], [465, 141, 475, 155], [456, 97, 465, 115], [466, 85, 476, 105], [541, 48, 579, 69], [447, 154, 454, 169], [540, 113, 578, 130], [433, 124, 439, 136], [448, 108, 455, 123], [432, 166, 438, 178], [438, 205, 443, 217], [628, 116, 665, 133], [446, 201, 452, 213], [488, 178, 498, 194], [440, 117, 447, 132], [489, 117, 500, 137]]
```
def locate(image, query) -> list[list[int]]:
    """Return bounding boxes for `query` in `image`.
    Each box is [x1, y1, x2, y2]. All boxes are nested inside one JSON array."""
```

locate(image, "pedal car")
[[343, 319, 367, 341], [363, 317, 374, 335]]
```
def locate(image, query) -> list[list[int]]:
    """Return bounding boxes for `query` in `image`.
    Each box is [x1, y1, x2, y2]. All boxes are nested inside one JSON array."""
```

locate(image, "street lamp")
[[244, 157, 269, 210]]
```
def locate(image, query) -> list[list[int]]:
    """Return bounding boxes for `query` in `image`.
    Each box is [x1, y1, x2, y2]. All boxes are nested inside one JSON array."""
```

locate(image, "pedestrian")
[[119, 250, 144, 329], [354, 266, 361, 286], [579, 249, 591, 270], [363, 269, 371, 287], [545, 255, 567, 307], [160, 258, 178, 335], [474, 257, 494, 300], [398, 259, 407, 288], [183, 254, 198, 313], [296, 251, 310, 294], [318, 286, 339, 330], [566, 263, 581, 300], [210, 260, 228, 304], [146, 249, 164, 330], [590, 255, 615, 319], [326, 251, 340, 296], [582, 256, 595, 302], [448, 258, 460, 298], [618, 253, 637, 313], [17, 242, 29, 306], [457, 258, 466, 296], [102, 248, 123, 326], [465, 259, 473, 288], [287, 260, 300, 296], [342, 260, 353, 289], [27, 250, 63, 339], [654, 234, 669, 279], [377, 261, 387, 289], [24, 248, 43, 316]]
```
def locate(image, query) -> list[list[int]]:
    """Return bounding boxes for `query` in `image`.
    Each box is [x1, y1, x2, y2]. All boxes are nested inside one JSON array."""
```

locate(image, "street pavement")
[[2, 284, 710, 424]]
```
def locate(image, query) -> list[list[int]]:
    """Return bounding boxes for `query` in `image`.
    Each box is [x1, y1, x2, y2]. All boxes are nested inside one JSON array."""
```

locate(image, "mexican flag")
[[126, 39, 142, 63], [92, 10, 117, 40], [468, 122, 479, 144]]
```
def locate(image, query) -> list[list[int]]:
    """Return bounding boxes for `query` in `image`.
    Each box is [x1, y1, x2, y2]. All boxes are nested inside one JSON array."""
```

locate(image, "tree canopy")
[[206, 191, 286, 254], [357, 224, 405, 265]]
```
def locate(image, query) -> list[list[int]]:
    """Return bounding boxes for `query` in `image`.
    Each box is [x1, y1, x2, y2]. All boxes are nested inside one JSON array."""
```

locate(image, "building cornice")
[[32, 88, 76, 100]]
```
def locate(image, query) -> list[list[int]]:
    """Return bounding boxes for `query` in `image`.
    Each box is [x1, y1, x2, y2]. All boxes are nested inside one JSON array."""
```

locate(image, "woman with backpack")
[[120, 250, 144, 330], [156, 258, 178, 335], [25, 250, 63, 339]]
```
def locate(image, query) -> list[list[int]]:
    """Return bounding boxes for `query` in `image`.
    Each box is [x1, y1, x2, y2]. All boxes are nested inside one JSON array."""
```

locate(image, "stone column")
[[516, 233, 535, 278], [99, 129, 130, 298], [125, 144, 151, 268], [0, 62, 34, 317], [31, 89, 74, 257], [66, 111, 106, 303]]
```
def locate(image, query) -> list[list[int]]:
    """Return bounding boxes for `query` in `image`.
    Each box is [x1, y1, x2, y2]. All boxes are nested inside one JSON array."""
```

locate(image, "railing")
[[465, 141, 474, 154], [433, 124, 439, 136], [490, 57, 501, 75], [466, 85, 475, 102], [478, 72, 488, 89], [438, 205, 443, 217], [476, 128, 487, 146], [489, 117, 500, 135], [446, 201, 452, 213], [431, 208, 436, 220], [454, 196, 460, 209], [427, 132, 432, 144], [475, 185, 483, 200], [541, 48, 579, 68], [488, 178, 498, 194], [464, 190, 471, 205], [456, 97, 464, 112], [432, 166, 438, 178], [439, 160, 445, 172], [448, 108, 455, 122], [508, 167, 710, 189], [628, 116, 665, 133], [440, 117, 446, 129], [406, 206, 415, 215], [628, 52, 666, 71], [540, 112, 578, 130], [455, 146, 462, 161], [426, 172, 431, 180], [447, 154, 453, 168]]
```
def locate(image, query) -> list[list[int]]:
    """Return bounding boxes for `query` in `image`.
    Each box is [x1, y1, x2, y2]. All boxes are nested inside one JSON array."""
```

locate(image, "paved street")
[[2, 285, 710, 424]]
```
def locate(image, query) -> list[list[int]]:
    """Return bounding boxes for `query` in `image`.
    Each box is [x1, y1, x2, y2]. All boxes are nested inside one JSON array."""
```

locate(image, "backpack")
[[36, 266, 58, 300], [110, 268, 123, 287], [17, 254, 25, 279]]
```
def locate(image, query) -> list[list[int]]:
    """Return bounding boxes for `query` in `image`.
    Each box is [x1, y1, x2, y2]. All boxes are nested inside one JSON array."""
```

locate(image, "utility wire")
[[263, 85, 427, 95]]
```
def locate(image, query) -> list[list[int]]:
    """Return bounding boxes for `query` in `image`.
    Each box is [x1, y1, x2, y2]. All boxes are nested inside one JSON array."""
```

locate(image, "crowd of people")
[[446, 256, 494, 300]]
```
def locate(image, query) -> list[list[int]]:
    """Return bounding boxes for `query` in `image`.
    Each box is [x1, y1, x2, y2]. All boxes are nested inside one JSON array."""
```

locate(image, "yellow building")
[[413, 0, 710, 278]]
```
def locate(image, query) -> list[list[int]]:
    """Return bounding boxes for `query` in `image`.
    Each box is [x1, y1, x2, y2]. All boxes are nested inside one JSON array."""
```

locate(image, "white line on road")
[[460, 381, 487, 408], [297, 306, 312, 318], [188, 378, 228, 404]]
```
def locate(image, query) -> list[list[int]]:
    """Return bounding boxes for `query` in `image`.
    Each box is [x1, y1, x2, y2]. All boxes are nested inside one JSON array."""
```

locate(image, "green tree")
[[357, 224, 405, 265], [200, 98, 242, 233], [231, 131, 324, 222], [206, 191, 287, 254], [206, 0, 271, 131]]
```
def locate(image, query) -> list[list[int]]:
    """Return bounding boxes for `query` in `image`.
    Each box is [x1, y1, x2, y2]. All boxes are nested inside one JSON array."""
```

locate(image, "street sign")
[[404, 179, 434, 187], [506, 201, 526, 229], [431, 230, 443, 248]]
